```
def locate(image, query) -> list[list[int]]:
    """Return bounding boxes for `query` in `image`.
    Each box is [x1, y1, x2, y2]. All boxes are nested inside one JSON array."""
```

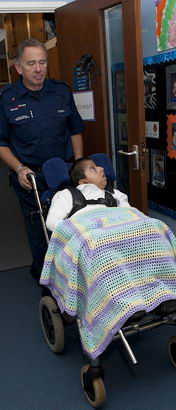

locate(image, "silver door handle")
[[117, 144, 139, 170]]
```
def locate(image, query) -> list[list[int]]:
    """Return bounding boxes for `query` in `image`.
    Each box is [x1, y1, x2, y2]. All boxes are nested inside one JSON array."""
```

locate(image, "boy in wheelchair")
[[46, 157, 130, 232], [40, 156, 176, 362]]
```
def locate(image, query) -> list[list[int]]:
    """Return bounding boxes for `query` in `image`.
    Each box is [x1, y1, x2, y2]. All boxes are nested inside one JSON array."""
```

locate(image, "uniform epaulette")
[[0, 83, 13, 96], [52, 79, 70, 87]]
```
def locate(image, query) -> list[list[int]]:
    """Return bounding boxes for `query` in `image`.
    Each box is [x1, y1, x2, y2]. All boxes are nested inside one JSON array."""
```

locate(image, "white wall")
[[141, 0, 157, 57]]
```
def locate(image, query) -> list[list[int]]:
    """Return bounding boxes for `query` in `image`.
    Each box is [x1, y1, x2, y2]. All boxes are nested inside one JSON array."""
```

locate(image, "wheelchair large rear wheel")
[[39, 296, 64, 353], [168, 336, 176, 368], [81, 364, 106, 408]]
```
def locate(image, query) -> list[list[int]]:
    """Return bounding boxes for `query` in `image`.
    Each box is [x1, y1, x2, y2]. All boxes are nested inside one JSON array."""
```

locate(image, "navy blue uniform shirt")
[[0, 78, 84, 167]]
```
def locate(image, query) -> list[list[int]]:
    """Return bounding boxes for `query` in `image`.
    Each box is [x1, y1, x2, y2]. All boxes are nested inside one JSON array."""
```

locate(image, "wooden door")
[[28, 14, 46, 42], [55, 0, 147, 213]]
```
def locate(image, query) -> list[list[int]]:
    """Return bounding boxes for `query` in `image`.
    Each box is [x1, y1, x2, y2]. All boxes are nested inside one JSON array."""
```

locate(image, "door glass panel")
[[104, 5, 129, 198]]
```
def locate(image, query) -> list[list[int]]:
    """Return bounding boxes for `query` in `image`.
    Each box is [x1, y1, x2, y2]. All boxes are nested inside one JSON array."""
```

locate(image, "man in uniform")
[[0, 38, 84, 281]]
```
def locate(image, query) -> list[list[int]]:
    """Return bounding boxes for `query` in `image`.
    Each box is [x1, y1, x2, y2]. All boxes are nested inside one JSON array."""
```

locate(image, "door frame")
[[98, 0, 147, 213]]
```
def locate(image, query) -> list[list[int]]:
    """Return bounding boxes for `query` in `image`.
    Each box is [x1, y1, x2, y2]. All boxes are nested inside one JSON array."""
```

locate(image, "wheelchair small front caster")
[[81, 364, 106, 408], [39, 296, 64, 353], [168, 335, 176, 368]]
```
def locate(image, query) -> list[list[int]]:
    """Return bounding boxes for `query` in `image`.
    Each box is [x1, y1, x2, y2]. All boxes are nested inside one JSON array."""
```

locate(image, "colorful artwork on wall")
[[156, 0, 176, 51], [167, 114, 176, 159]]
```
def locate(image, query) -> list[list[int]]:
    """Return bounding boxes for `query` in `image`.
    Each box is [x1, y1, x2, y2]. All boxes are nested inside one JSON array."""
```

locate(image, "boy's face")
[[80, 160, 107, 189]]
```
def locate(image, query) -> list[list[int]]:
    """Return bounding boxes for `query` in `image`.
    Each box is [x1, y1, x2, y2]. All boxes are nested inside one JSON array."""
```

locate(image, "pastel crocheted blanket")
[[40, 207, 176, 359]]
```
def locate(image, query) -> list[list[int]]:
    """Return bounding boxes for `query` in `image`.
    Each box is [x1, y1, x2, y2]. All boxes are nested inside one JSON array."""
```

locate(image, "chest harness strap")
[[67, 186, 119, 218]]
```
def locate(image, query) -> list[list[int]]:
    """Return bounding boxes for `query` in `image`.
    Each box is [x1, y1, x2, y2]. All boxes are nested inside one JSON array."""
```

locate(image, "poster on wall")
[[73, 91, 95, 121], [145, 121, 159, 139], [118, 113, 128, 145], [115, 71, 126, 111], [166, 65, 176, 110], [156, 0, 176, 51], [151, 149, 166, 188], [144, 68, 157, 109], [167, 114, 176, 159]]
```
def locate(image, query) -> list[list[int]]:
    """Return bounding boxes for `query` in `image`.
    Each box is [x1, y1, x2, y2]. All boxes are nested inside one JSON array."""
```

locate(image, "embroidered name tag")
[[15, 115, 31, 121], [57, 109, 65, 113], [10, 104, 27, 112]]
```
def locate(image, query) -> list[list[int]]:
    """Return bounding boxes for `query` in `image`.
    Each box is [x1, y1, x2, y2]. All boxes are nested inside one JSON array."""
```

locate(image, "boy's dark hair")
[[70, 157, 91, 187], [16, 38, 47, 61]]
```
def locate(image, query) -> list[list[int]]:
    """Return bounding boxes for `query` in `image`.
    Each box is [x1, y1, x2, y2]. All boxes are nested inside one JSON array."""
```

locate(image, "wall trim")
[[0, 2, 68, 13]]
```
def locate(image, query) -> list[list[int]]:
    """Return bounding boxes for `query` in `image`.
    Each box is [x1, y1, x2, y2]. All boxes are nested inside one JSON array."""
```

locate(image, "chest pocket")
[[52, 106, 71, 119], [9, 109, 34, 125], [51, 107, 72, 134]]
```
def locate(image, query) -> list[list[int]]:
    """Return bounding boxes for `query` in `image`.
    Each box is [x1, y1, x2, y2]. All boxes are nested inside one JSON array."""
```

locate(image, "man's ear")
[[14, 62, 22, 75]]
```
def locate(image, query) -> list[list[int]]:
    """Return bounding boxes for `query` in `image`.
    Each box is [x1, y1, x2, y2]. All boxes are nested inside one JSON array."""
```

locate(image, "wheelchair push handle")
[[26, 172, 50, 246], [27, 172, 36, 189]]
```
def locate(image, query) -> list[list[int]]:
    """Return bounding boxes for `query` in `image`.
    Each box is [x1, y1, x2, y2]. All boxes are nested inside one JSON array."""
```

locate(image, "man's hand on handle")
[[16, 165, 34, 190]]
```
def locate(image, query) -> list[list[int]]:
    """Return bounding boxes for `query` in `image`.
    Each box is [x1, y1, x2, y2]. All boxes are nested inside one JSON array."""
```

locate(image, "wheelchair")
[[28, 153, 176, 408]]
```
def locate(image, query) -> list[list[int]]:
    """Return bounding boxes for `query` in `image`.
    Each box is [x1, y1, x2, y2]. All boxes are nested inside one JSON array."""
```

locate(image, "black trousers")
[[10, 171, 48, 279]]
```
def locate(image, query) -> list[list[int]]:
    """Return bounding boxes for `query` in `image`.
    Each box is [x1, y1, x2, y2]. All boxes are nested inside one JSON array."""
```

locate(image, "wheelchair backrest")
[[42, 157, 71, 190], [42, 153, 116, 191]]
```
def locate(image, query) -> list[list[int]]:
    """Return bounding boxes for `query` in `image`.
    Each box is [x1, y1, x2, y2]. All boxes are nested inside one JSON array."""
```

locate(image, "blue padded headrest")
[[89, 153, 116, 182], [42, 153, 116, 190], [42, 157, 71, 189]]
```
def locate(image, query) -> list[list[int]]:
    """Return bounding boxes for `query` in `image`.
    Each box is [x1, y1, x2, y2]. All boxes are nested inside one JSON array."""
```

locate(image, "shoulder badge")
[[52, 79, 70, 88], [0, 83, 13, 97]]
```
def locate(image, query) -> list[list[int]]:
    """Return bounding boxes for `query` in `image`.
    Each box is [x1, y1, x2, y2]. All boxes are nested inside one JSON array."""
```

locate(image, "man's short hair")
[[16, 38, 47, 61], [70, 157, 90, 187]]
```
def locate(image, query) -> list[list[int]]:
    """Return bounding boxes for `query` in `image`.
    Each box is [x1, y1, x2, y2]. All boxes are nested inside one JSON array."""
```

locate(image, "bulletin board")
[[144, 54, 176, 211]]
